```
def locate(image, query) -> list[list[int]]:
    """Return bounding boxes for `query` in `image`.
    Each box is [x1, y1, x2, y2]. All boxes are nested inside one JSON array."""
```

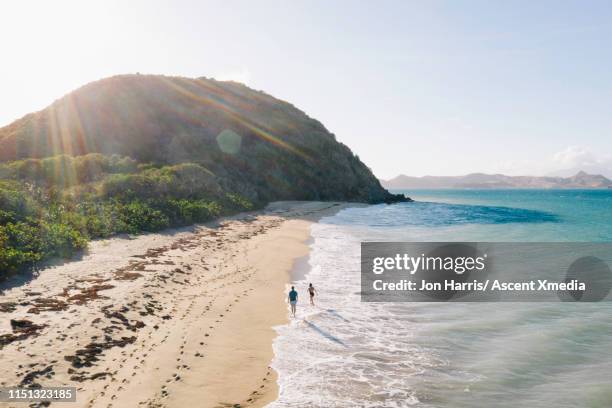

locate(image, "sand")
[[0, 201, 348, 408]]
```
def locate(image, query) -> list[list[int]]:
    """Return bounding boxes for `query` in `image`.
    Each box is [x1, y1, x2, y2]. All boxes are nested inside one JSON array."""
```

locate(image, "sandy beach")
[[0, 201, 347, 408]]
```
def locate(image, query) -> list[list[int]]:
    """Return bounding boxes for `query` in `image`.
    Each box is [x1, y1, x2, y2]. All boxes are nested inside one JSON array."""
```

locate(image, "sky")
[[2, 0, 612, 179]]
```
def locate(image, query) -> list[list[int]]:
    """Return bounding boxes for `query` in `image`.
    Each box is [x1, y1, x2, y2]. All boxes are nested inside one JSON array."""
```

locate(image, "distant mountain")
[[382, 171, 612, 189]]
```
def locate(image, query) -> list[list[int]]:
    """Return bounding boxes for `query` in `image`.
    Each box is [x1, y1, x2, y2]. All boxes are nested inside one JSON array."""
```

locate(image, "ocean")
[[268, 189, 612, 407]]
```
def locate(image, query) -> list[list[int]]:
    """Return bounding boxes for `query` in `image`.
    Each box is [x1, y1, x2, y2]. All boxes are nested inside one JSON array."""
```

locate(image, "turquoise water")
[[396, 189, 612, 241], [270, 189, 612, 408], [328, 189, 612, 241]]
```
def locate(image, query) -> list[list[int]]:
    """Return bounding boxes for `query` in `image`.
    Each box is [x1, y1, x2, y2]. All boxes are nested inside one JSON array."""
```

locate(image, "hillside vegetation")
[[0, 75, 406, 273]]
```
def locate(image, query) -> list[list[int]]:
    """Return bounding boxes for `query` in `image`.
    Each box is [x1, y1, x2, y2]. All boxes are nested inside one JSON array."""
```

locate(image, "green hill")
[[0, 74, 407, 273]]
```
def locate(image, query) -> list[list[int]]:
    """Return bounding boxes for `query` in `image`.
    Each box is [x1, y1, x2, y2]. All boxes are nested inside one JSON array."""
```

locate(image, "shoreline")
[[0, 201, 351, 408]]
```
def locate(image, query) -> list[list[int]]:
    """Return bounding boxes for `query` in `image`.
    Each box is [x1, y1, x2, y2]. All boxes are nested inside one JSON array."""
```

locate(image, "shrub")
[[163, 199, 221, 225], [40, 222, 88, 258], [118, 201, 170, 233], [0, 155, 258, 275], [225, 193, 254, 212]]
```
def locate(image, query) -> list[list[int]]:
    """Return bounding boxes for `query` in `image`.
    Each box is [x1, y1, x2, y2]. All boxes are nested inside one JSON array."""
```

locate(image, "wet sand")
[[0, 201, 348, 408]]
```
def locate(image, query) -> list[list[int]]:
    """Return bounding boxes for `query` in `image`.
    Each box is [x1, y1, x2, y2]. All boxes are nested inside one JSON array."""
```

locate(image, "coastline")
[[0, 201, 351, 408]]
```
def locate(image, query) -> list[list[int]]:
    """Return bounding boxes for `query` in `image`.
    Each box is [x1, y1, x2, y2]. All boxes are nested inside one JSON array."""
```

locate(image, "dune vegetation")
[[0, 153, 254, 273]]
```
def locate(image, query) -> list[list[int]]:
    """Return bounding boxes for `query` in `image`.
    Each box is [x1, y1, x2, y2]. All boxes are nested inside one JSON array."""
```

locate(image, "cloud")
[[492, 146, 612, 178], [552, 146, 598, 168], [214, 67, 251, 85], [548, 146, 612, 177]]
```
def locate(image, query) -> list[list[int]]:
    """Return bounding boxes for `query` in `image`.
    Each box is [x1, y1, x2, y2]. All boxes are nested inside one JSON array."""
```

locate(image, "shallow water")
[[269, 190, 612, 407]]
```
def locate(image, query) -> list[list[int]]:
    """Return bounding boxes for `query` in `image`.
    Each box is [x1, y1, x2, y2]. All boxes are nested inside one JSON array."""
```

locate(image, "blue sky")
[[2, 0, 612, 178]]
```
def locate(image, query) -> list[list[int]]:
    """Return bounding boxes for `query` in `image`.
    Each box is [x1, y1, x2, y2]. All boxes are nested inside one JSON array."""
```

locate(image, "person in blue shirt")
[[288, 286, 298, 317]]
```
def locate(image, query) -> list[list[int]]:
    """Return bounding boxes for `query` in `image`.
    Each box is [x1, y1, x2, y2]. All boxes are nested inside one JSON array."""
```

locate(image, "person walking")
[[288, 286, 298, 317], [308, 283, 317, 306]]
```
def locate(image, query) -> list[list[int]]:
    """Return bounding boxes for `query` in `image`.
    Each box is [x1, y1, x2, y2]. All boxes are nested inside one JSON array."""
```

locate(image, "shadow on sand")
[[326, 309, 350, 323], [303, 319, 348, 347]]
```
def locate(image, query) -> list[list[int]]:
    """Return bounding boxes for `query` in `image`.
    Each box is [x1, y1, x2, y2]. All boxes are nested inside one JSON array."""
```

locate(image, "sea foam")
[[269, 193, 612, 407]]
